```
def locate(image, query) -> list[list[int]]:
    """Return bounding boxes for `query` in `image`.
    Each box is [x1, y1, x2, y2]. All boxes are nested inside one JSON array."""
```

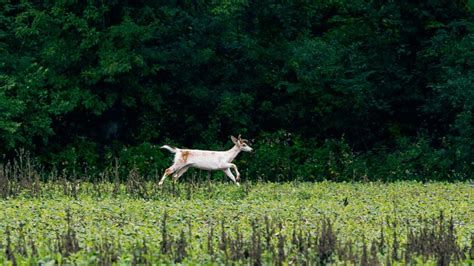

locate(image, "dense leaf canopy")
[[0, 1, 472, 181]]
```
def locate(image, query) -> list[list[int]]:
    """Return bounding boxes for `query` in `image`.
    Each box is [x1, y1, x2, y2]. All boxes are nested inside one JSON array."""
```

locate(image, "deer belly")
[[189, 158, 227, 171]]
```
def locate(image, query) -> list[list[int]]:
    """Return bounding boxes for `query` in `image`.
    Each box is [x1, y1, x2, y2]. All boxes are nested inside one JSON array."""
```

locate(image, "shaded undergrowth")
[[0, 153, 251, 200]]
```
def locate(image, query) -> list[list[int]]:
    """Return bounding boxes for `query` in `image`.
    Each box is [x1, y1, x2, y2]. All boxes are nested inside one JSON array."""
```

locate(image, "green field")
[[0, 181, 473, 265]]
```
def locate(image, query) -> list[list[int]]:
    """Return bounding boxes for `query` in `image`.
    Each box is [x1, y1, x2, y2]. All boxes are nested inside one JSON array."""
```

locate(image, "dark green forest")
[[0, 0, 473, 181]]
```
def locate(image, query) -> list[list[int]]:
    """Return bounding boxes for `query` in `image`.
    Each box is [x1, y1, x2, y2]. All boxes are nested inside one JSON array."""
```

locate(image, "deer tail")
[[160, 145, 177, 153]]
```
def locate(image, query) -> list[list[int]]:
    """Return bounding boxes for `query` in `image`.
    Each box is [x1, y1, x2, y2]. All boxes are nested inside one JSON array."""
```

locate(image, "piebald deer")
[[159, 135, 252, 186]]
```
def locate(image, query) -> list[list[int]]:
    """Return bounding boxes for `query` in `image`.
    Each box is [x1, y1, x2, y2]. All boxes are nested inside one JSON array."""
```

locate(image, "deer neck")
[[226, 145, 241, 162]]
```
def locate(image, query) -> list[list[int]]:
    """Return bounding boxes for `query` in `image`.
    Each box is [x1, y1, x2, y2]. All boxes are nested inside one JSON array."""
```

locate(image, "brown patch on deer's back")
[[181, 151, 190, 163]]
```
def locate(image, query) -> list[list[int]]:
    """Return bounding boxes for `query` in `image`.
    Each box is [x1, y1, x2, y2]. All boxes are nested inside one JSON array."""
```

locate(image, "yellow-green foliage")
[[0, 181, 472, 264]]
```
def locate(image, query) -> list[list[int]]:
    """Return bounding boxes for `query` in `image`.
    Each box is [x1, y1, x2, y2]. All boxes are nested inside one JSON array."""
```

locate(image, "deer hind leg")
[[172, 166, 190, 183], [223, 168, 240, 186], [159, 164, 181, 186]]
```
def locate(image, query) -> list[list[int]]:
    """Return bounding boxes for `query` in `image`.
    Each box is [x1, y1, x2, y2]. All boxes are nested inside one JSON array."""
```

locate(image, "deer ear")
[[238, 134, 242, 140], [231, 135, 238, 144]]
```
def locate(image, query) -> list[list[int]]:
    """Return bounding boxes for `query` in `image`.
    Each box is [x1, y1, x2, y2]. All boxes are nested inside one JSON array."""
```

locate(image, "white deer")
[[158, 135, 252, 186]]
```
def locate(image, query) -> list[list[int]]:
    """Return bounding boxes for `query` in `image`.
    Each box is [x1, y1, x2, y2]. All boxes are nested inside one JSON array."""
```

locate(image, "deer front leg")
[[223, 168, 240, 186], [229, 163, 241, 181]]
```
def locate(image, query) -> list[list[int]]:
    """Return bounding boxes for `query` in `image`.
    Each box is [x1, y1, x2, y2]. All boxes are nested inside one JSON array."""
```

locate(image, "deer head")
[[231, 135, 253, 152]]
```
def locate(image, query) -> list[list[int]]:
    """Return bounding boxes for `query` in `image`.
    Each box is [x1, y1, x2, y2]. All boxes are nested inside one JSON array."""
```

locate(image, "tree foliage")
[[0, 1, 472, 180]]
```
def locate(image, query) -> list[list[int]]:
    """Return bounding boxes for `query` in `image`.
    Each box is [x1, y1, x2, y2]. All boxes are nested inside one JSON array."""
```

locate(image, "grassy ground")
[[0, 181, 473, 264]]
